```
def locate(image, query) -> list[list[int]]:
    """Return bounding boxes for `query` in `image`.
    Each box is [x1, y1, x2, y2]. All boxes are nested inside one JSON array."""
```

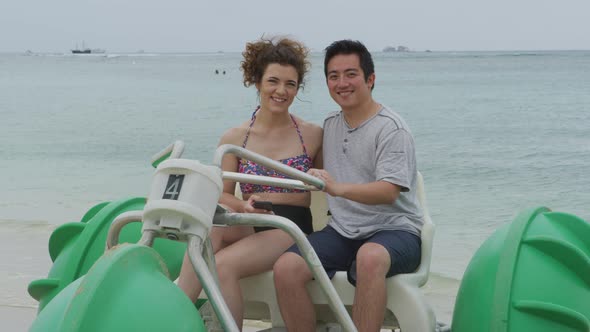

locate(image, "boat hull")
[[29, 244, 206, 332]]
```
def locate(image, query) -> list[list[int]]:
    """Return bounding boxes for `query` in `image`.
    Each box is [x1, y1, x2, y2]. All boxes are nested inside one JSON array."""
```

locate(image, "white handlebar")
[[214, 144, 325, 191], [150, 140, 185, 168]]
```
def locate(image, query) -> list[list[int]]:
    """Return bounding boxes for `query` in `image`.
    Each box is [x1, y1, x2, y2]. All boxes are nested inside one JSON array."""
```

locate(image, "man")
[[273, 40, 424, 332]]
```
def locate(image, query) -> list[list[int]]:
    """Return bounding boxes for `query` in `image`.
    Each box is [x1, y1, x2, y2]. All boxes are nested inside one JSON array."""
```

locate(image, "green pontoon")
[[28, 142, 590, 331]]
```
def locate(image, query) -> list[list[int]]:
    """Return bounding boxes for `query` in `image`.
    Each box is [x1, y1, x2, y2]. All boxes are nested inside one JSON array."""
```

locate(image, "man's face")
[[326, 54, 374, 110]]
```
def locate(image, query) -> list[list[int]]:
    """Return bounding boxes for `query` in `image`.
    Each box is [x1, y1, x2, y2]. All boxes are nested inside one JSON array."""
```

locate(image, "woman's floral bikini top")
[[238, 108, 313, 194]]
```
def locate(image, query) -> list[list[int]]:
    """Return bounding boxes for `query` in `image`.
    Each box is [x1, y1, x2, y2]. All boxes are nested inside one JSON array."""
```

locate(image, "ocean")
[[1, 50, 589, 328]]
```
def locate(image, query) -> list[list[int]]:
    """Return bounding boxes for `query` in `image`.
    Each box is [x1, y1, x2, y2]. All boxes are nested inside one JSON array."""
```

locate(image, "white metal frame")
[[237, 172, 436, 331]]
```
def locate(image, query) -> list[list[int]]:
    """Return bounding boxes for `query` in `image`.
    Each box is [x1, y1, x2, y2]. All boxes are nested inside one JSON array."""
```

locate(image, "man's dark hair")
[[324, 40, 375, 90]]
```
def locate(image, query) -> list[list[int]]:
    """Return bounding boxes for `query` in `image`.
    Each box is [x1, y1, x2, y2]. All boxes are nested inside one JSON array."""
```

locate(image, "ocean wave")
[[0, 303, 38, 309], [428, 271, 462, 284], [494, 52, 552, 57], [0, 219, 53, 227]]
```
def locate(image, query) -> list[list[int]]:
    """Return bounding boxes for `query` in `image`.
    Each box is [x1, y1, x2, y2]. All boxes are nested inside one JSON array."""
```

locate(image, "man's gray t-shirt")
[[323, 106, 423, 239]]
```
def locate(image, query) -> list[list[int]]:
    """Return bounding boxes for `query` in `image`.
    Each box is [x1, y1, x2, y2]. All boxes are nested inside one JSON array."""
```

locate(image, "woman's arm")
[[215, 127, 272, 214], [301, 120, 324, 169], [215, 128, 252, 212]]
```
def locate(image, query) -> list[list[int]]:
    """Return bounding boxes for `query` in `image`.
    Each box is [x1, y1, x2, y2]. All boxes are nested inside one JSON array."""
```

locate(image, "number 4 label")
[[163, 174, 185, 200]]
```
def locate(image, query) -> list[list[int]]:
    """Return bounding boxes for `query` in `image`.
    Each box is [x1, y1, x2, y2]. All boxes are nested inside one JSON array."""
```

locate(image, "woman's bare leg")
[[214, 229, 294, 330], [177, 225, 254, 303]]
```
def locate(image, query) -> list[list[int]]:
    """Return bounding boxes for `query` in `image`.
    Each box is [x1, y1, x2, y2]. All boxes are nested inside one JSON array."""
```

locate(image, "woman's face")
[[256, 63, 299, 114]]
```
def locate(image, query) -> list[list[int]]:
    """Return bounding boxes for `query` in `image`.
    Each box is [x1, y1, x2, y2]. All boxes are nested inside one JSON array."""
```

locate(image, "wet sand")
[[1, 285, 456, 331], [1, 220, 456, 331], [0, 306, 269, 332]]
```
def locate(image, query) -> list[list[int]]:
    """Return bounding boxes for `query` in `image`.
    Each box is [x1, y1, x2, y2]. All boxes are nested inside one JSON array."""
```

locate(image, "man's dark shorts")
[[286, 225, 421, 286]]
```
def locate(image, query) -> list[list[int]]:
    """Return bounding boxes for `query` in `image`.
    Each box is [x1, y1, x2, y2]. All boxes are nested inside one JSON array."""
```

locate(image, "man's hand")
[[308, 168, 341, 197]]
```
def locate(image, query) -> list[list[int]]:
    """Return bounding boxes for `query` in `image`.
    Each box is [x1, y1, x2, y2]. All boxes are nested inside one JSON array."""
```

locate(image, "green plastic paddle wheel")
[[28, 198, 187, 311], [452, 207, 590, 332], [29, 244, 206, 332]]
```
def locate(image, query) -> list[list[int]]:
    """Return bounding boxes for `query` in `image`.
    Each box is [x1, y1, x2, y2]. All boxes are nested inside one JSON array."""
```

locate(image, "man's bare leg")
[[352, 243, 391, 332]]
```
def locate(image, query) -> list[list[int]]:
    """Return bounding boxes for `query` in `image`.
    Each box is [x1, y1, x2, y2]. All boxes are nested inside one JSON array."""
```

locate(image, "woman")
[[177, 37, 322, 329]]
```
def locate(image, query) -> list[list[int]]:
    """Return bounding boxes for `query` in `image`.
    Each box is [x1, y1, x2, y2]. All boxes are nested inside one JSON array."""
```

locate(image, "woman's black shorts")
[[254, 204, 313, 235]]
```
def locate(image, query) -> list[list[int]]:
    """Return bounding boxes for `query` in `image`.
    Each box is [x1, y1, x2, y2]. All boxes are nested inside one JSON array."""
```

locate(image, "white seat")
[[203, 172, 436, 331]]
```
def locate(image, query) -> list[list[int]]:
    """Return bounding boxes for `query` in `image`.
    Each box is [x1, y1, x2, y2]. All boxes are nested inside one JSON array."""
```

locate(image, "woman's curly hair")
[[241, 37, 310, 89]]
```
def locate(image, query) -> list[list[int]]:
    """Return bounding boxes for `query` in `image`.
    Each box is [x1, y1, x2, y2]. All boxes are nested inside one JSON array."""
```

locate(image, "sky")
[[1, 0, 589, 53]]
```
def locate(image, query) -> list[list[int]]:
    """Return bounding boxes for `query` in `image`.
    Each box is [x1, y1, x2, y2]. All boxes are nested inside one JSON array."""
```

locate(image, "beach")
[[0, 221, 456, 331], [1, 50, 588, 330], [0, 222, 54, 332]]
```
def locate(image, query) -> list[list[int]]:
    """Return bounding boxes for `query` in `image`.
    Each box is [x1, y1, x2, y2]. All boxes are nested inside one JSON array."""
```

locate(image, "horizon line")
[[2, 48, 590, 55]]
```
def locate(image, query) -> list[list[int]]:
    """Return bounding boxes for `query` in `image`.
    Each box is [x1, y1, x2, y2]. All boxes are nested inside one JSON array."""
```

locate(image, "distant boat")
[[71, 48, 106, 54], [71, 42, 105, 54]]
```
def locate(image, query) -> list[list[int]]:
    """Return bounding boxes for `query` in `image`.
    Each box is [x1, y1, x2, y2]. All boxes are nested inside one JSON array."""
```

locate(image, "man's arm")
[[330, 180, 401, 205], [308, 169, 401, 205]]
